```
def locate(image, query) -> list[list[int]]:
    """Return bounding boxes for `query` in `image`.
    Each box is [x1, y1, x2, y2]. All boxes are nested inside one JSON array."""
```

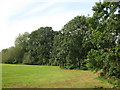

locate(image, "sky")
[[0, 0, 100, 51]]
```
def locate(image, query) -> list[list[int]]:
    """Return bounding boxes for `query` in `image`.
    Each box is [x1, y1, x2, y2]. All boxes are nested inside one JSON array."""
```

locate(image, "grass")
[[2, 64, 113, 88]]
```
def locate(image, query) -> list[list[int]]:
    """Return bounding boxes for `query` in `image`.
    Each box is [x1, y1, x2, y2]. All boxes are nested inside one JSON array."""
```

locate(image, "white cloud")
[[24, 2, 55, 16]]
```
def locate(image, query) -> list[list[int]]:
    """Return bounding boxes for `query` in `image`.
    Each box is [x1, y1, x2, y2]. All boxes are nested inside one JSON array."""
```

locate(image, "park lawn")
[[2, 64, 113, 88]]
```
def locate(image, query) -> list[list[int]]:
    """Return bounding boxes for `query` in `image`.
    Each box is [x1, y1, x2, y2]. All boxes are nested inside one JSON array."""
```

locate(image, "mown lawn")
[[2, 64, 113, 88]]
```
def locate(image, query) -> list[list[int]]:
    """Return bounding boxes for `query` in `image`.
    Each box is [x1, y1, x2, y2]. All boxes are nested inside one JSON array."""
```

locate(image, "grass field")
[[2, 64, 113, 88]]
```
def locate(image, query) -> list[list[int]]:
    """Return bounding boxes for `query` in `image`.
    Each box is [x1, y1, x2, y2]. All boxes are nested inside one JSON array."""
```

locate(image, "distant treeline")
[[1, 2, 120, 87]]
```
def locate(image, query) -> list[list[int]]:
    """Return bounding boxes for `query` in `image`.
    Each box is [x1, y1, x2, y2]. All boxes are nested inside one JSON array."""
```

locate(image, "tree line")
[[1, 1, 120, 87]]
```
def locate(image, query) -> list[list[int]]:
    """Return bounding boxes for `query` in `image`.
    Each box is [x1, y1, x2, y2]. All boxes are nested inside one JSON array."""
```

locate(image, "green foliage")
[[85, 1, 120, 87], [86, 49, 104, 71], [22, 53, 34, 64], [55, 16, 89, 69], [27, 27, 56, 65], [2, 47, 16, 64]]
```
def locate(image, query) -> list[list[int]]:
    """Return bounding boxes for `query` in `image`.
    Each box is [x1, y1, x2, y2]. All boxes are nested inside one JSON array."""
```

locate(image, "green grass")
[[2, 64, 113, 88]]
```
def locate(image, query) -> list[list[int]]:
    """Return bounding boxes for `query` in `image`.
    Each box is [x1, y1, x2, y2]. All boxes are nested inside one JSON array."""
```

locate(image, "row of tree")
[[1, 1, 120, 87]]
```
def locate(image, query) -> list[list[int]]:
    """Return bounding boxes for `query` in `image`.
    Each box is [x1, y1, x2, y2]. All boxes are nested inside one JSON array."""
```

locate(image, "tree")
[[54, 16, 89, 69], [2, 47, 16, 64], [14, 32, 29, 63], [27, 27, 56, 65], [86, 1, 120, 82]]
